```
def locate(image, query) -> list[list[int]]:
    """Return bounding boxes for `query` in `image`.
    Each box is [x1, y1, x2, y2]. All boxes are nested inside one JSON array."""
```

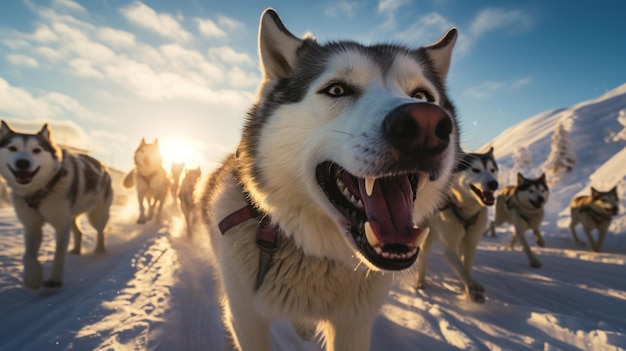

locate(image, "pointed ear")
[[140, 138, 146, 146], [37, 123, 52, 141], [258, 8, 303, 82], [538, 173, 546, 185], [423, 28, 457, 82], [486, 146, 494, 156], [517, 172, 525, 184], [0, 120, 15, 139], [591, 187, 599, 198], [610, 186, 618, 195]]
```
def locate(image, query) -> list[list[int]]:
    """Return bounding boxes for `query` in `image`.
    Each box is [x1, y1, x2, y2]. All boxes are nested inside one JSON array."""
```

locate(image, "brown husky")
[[569, 186, 619, 252]]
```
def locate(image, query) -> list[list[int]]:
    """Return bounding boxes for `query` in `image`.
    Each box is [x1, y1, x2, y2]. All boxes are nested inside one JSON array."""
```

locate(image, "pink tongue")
[[357, 176, 421, 245]]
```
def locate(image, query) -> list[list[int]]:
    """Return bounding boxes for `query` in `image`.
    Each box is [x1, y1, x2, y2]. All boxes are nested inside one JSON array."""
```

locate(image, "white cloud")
[[51, 0, 87, 14], [36, 46, 63, 61], [394, 12, 455, 46], [463, 77, 532, 99], [216, 15, 245, 32], [120, 1, 192, 43], [6, 54, 39, 68], [196, 18, 226, 39], [378, 0, 410, 29], [32, 24, 59, 42], [69, 58, 102, 78], [469, 8, 533, 37], [207, 46, 253, 66], [97, 27, 136, 49], [325, 1, 359, 18]]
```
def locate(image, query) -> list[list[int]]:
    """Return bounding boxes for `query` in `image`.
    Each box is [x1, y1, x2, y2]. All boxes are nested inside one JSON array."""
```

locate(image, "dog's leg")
[[322, 319, 372, 351], [222, 299, 271, 351], [22, 219, 45, 289], [146, 197, 156, 221], [514, 225, 541, 268], [507, 230, 518, 250], [88, 206, 110, 254], [484, 220, 496, 237], [459, 218, 487, 303], [137, 192, 147, 224], [45, 222, 72, 287], [596, 225, 609, 252], [532, 228, 545, 247], [415, 232, 435, 289], [569, 216, 585, 245], [69, 217, 82, 254], [581, 225, 598, 252]]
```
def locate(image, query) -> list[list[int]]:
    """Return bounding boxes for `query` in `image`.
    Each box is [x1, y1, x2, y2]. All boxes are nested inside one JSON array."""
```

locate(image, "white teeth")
[[365, 177, 376, 196], [412, 227, 430, 248], [417, 172, 428, 192], [364, 221, 381, 248]]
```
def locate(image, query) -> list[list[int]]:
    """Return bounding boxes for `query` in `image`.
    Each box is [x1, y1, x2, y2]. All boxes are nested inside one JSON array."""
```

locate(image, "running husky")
[[123, 138, 170, 224], [178, 167, 200, 237], [198, 9, 459, 351], [416, 147, 498, 303], [569, 186, 619, 252], [0, 121, 113, 289], [170, 161, 185, 205], [487, 173, 549, 268]]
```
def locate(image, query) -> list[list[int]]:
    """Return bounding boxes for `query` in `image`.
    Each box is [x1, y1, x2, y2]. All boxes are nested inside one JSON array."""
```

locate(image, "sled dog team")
[[0, 8, 621, 351]]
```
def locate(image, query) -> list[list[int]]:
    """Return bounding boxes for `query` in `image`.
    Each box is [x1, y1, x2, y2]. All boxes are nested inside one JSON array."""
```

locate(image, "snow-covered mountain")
[[0, 85, 625, 351]]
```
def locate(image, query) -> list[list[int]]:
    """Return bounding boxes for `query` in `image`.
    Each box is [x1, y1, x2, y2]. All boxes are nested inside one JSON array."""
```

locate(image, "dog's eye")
[[8, 146, 17, 152], [32, 148, 41, 154], [411, 88, 434, 102], [471, 168, 480, 173], [321, 83, 350, 97]]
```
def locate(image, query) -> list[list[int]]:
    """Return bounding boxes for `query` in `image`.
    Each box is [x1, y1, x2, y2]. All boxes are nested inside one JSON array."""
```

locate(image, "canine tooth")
[[364, 222, 381, 248], [365, 177, 376, 196], [417, 172, 428, 192], [412, 227, 430, 248]]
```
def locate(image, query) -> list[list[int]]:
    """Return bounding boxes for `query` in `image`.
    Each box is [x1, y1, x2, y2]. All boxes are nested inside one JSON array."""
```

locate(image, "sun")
[[159, 138, 202, 169]]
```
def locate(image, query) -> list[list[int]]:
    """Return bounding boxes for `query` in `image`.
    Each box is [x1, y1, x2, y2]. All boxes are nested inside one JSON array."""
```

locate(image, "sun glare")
[[159, 138, 202, 169]]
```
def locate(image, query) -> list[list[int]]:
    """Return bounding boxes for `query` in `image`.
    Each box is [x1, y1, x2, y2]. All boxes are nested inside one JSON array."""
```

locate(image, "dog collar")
[[24, 166, 68, 209], [219, 201, 280, 291], [440, 198, 480, 229]]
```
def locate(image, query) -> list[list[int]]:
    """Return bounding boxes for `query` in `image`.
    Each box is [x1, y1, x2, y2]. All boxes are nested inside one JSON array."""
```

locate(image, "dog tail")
[[123, 168, 136, 188]]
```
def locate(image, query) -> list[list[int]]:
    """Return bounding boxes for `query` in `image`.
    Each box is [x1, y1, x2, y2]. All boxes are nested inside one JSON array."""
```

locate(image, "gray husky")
[[198, 8, 460, 351], [0, 121, 113, 289], [416, 147, 498, 303], [569, 186, 619, 252], [488, 173, 549, 268]]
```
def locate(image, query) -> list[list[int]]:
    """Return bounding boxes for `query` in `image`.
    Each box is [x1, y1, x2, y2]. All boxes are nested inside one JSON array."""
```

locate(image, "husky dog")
[[178, 167, 200, 237], [0, 121, 112, 289], [123, 138, 170, 224], [416, 147, 498, 303], [170, 161, 185, 204], [198, 9, 459, 351], [569, 186, 619, 252], [487, 173, 549, 268]]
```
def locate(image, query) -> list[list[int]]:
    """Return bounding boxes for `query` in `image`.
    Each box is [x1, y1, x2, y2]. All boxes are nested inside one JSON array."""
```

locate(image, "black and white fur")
[[416, 147, 498, 303], [197, 9, 460, 351], [0, 120, 113, 289], [488, 173, 550, 268]]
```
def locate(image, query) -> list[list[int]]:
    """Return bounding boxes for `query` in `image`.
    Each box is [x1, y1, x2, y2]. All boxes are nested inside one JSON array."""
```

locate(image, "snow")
[[1, 83, 626, 350]]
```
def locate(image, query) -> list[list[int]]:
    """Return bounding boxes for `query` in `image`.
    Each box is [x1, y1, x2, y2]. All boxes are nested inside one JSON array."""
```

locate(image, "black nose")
[[383, 102, 452, 155], [15, 159, 30, 170], [487, 180, 499, 191]]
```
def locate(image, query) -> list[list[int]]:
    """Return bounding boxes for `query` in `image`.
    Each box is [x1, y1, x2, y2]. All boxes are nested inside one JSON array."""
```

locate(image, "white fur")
[[199, 9, 459, 351]]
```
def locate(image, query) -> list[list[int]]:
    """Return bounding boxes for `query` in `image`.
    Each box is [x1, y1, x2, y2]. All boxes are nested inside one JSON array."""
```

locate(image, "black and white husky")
[[569, 186, 619, 252], [0, 121, 113, 289], [415, 147, 498, 303], [487, 173, 550, 268], [198, 9, 460, 351]]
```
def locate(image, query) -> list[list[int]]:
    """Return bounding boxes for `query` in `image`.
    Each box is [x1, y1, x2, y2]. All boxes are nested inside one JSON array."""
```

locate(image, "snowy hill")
[[0, 84, 625, 351]]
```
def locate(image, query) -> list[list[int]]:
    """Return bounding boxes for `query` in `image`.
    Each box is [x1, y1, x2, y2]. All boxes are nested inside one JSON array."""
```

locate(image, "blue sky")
[[0, 0, 624, 172]]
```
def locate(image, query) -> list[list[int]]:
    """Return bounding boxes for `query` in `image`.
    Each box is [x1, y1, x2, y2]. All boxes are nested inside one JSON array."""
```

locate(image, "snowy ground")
[[0, 195, 624, 351]]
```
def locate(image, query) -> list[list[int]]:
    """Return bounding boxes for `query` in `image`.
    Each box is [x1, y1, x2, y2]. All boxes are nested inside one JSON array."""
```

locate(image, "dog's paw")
[[529, 260, 542, 268], [43, 279, 63, 288], [536, 238, 545, 247], [415, 281, 427, 290], [23, 260, 44, 289], [136, 218, 146, 224], [68, 248, 81, 255], [466, 282, 485, 303]]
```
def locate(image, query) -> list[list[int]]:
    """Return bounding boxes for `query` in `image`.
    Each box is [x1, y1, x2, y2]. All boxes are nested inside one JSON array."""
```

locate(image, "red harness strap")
[[218, 204, 279, 290]]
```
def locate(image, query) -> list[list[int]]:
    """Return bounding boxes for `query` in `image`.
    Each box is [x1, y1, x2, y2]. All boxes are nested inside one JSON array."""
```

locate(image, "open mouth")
[[316, 161, 429, 270], [470, 184, 495, 206], [529, 199, 543, 209], [9, 166, 40, 185]]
